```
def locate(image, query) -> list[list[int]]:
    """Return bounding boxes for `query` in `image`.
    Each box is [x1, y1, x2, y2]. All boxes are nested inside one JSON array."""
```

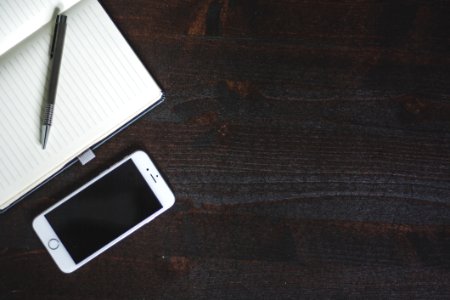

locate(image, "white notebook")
[[0, 0, 163, 210]]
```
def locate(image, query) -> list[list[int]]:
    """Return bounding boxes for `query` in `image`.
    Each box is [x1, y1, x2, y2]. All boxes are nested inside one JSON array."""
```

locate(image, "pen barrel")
[[43, 104, 54, 126], [48, 15, 67, 105]]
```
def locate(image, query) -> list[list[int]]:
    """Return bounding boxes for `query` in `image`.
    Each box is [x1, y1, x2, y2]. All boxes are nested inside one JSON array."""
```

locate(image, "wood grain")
[[1, 0, 450, 298]]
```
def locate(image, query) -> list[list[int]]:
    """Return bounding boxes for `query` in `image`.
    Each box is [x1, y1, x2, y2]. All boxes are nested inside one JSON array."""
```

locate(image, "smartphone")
[[32, 150, 175, 273]]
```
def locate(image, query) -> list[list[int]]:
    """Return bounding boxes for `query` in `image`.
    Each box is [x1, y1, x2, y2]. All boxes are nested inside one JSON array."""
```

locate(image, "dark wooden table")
[[2, 0, 450, 298]]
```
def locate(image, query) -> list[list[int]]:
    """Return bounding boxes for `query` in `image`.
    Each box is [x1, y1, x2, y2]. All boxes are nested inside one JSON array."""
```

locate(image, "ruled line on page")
[[0, 0, 81, 56]]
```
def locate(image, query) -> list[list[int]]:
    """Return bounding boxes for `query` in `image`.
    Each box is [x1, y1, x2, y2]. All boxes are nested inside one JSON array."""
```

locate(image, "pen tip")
[[41, 125, 49, 150]]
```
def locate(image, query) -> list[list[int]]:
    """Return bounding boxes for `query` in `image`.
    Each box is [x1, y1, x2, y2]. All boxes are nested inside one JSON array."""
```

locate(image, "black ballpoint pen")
[[41, 14, 67, 149]]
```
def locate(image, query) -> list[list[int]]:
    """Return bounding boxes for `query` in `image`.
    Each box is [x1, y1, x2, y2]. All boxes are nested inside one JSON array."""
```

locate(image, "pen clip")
[[50, 16, 60, 58], [50, 15, 66, 58]]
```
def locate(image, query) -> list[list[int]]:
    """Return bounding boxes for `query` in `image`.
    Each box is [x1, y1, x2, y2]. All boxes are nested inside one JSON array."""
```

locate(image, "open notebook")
[[0, 0, 163, 211]]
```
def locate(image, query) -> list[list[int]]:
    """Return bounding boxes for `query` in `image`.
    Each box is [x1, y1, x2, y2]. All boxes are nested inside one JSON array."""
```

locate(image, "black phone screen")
[[45, 159, 162, 263]]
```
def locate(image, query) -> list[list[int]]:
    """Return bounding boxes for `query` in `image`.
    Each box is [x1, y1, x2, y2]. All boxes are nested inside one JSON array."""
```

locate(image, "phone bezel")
[[32, 150, 175, 273]]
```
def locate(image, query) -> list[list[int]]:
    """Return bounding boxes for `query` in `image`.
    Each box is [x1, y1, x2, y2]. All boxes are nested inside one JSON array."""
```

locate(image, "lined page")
[[0, 0, 162, 209], [0, 0, 81, 56]]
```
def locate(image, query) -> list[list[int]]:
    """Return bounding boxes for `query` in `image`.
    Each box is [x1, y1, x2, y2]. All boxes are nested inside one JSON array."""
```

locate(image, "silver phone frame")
[[32, 150, 175, 273]]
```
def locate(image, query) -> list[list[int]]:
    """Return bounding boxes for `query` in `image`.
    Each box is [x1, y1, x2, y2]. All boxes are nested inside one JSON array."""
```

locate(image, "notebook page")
[[0, 0, 162, 209], [0, 0, 80, 56]]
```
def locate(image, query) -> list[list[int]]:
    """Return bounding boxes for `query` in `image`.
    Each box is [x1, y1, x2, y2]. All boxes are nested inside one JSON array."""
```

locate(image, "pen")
[[41, 14, 67, 149]]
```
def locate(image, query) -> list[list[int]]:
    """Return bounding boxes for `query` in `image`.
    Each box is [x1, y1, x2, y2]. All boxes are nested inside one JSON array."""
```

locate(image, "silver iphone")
[[33, 150, 175, 273]]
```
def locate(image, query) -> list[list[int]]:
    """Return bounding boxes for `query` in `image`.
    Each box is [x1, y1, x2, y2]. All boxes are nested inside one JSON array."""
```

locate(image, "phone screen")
[[45, 159, 162, 263]]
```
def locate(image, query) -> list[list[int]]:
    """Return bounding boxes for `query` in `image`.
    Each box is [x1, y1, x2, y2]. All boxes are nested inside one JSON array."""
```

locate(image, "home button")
[[48, 239, 59, 250]]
